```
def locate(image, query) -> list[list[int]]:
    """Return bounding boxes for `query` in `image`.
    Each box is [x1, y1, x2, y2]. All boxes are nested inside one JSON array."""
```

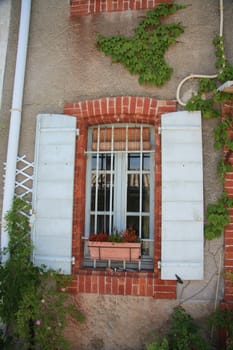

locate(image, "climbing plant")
[[203, 104, 233, 239], [204, 192, 233, 240], [97, 3, 186, 86], [186, 35, 233, 118], [204, 114, 233, 240], [214, 115, 233, 181], [0, 197, 84, 350], [183, 31, 233, 240]]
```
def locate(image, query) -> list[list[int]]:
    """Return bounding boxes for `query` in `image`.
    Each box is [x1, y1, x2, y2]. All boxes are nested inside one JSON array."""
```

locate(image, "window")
[[32, 110, 204, 280], [85, 124, 154, 257]]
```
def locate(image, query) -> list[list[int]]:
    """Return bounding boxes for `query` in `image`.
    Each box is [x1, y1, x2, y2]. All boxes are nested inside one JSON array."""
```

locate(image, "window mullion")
[[94, 127, 100, 233], [138, 126, 143, 238], [125, 125, 129, 231], [109, 126, 114, 234]]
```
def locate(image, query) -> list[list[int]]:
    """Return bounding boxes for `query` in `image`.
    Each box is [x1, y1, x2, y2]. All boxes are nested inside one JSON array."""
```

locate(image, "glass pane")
[[90, 215, 95, 233], [142, 241, 150, 256], [91, 174, 114, 211], [91, 174, 96, 211], [91, 155, 97, 170], [126, 216, 139, 235], [90, 215, 113, 234], [142, 216, 149, 239], [127, 174, 140, 212], [142, 154, 150, 170], [98, 174, 110, 211], [98, 215, 112, 234], [128, 153, 140, 170], [92, 154, 114, 170], [142, 174, 150, 212]]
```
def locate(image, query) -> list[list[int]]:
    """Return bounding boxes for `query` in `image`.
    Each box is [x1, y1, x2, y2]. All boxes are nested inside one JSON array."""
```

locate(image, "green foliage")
[[214, 116, 233, 182], [0, 197, 84, 350], [0, 197, 37, 324], [214, 91, 233, 103], [205, 192, 233, 240], [185, 35, 233, 118], [146, 337, 169, 350], [198, 78, 217, 94], [217, 158, 233, 182], [146, 307, 210, 350], [185, 95, 219, 118], [209, 308, 233, 350], [97, 3, 186, 86], [168, 306, 210, 350], [203, 115, 233, 239], [214, 116, 233, 151], [213, 36, 233, 82]]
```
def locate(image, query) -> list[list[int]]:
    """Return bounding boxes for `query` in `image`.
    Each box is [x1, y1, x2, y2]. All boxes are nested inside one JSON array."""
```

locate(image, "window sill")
[[82, 256, 154, 271]]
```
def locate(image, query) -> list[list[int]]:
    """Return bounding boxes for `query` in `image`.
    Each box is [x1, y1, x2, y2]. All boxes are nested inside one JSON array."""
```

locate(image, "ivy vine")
[[180, 29, 233, 240], [185, 35, 233, 119], [97, 3, 186, 86], [204, 88, 233, 239], [204, 192, 233, 240], [204, 115, 233, 240]]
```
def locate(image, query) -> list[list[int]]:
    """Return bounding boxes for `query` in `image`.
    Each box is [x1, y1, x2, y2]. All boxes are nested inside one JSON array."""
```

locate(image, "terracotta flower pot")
[[88, 241, 141, 261]]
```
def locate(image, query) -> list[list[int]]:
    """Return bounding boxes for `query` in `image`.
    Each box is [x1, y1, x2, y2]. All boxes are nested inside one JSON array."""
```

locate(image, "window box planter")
[[88, 241, 141, 262], [88, 228, 141, 269]]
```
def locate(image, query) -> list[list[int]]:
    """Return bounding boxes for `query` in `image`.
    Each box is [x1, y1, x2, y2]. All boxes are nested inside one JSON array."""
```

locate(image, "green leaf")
[[96, 3, 186, 87]]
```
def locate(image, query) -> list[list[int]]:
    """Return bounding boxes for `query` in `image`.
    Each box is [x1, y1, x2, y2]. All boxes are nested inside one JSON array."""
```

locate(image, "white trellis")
[[4, 155, 34, 201]]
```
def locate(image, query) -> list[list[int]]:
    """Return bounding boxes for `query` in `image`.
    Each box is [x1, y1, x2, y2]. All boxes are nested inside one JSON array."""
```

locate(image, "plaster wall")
[[0, 1, 233, 349], [0, 0, 11, 109], [66, 294, 215, 350]]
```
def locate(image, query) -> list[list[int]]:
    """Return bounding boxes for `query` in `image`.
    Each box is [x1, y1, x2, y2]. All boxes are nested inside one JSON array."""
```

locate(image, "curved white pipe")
[[176, 0, 224, 106], [176, 74, 218, 106], [1, 0, 31, 255]]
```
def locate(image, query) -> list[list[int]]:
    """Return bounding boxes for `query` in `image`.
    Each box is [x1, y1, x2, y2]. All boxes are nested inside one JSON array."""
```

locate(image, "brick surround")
[[64, 96, 177, 298], [222, 101, 233, 303], [219, 101, 233, 348], [70, 0, 172, 17]]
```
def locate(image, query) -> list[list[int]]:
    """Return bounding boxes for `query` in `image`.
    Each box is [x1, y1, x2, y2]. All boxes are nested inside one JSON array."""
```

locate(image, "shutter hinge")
[[158, 127, 162, 135], [72, 256, 75, 265], [158, 260, 161, 269], [76, 129, 79, 136]]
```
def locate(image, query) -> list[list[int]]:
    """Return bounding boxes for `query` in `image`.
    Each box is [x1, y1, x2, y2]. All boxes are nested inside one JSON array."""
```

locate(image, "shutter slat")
[[161, 111, 204, 280], [32, 114, 76, 274]]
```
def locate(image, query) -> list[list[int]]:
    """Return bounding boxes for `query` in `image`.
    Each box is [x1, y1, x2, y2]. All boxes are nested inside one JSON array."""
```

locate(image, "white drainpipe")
[[1, 0, 31, 254]]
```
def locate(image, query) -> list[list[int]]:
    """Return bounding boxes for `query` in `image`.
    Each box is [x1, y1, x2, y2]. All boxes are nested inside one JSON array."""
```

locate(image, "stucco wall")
[[0, 0, 11, 109], [0, 1, 233, 349], [65, 295, 214, 350]]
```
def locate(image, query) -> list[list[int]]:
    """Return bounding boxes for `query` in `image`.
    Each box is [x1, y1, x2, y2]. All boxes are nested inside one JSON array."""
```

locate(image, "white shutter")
[[32, 114, 77, 274], [161, 111, 204, 280]]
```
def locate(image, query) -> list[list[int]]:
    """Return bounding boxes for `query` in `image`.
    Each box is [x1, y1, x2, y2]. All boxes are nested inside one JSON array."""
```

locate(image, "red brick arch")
[[70, 0, 173, 17], [64, 96, 176, 123]]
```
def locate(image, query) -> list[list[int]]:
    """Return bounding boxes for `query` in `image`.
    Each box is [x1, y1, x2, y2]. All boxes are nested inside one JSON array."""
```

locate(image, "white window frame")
[[84, 124, 154, 256]]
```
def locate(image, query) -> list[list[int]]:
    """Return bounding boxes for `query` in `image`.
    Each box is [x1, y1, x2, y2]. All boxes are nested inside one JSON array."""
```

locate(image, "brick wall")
[[64, 96, 177, 298], [70, 0, 172, 17], [68, 271, 176, 298], [222, 101, 233, 303]]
